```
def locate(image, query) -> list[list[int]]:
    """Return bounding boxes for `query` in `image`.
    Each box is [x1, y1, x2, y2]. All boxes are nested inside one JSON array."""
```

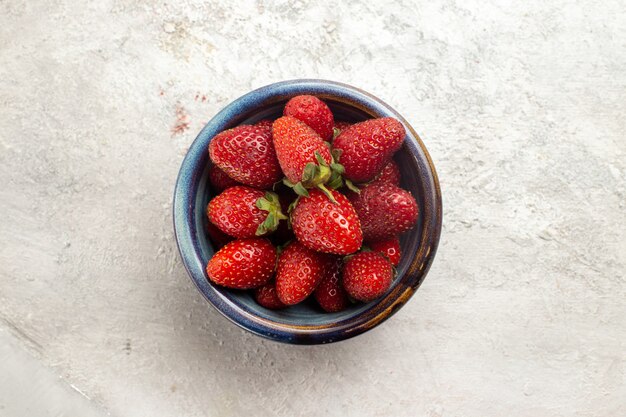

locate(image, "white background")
[[1, 0, 625, 416]]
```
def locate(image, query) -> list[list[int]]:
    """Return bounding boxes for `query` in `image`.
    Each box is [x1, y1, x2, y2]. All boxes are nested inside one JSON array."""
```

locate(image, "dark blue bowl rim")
[[173, 79, 442, 345]]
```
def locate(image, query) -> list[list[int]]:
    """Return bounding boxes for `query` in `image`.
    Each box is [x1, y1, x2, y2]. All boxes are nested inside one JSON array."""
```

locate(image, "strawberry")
[[207, 186, 287, 238], [343, 251, 394, 302], [348, 183, 418, 241], [314, 255, 349, 312], [254, 119, 273, 129], [370, 160, 401, 187], [290, 188, 362, 255], [206, 238, 276, 289], [208, 164, 240, 193], [205, 220, 234, 248], [367, 237, 401, 266], [284, 95, 334, 141], [254, 280, 286, 309], [209, 124, 282, 189], [272, 116, 342, 198], [275, 241, 325, 305], [333, 117, 405, 183]]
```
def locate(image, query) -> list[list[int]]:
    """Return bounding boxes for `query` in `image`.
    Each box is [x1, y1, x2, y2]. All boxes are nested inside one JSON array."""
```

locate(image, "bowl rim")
[[173, 79, 442, 344]]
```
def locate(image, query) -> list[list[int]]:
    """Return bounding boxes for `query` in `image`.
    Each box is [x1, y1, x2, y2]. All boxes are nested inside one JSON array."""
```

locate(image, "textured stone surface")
[[1, 0, 625, 416], [0, 329, 108, 417]]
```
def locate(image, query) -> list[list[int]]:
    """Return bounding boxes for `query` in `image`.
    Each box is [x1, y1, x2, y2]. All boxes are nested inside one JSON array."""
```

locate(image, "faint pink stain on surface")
[[193, 92, 207, 102], [171, 104, 190, 136]]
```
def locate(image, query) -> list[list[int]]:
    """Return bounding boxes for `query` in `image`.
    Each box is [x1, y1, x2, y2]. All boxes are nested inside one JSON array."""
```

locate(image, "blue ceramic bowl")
[[173, 79, 442, 344]]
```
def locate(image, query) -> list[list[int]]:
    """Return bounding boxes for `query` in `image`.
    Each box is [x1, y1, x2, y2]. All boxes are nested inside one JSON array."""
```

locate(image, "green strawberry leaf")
[[282, 178, 296, 188], [301, 160, 331, 189], [255, 198, 272, 211], [314, 151, 328, 167], [326, 159, 346, 190], [292, 182, 310, 198], [327, 171, 344, 190], [287, 196, 300, 213], [317, 183, 338, 204], [255, 191, 288, 236], [301, 162, 318, 183], [330, 162, 345, 175], [331, 147, 342, 162], [344, 179, 361, 194]]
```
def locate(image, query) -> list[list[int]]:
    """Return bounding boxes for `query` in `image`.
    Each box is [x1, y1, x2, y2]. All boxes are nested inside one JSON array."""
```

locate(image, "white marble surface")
[[1, 0, 625, 416]]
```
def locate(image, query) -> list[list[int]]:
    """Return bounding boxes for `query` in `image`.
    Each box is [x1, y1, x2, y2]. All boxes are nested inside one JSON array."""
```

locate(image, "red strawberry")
[[206, 238, 276, 289], [284, 95, 334, 141], [275, 241, 325, 305], [314, 255, 349, 312], [343, 251, 394, 302], [255, 119, 273, 129], [209, 125, 282, 189], [333, 117, 405, 183], [254, 280, 286, 309], [348, 183, 418, 241], [368, 237, 401, 266], [205, 220, 234, 248], [272, 116, 340, 197], [208, 164, 240, 193], [370, 160, 401, 187], [291, 188, 362, 255], [207, 186, 286, 238]]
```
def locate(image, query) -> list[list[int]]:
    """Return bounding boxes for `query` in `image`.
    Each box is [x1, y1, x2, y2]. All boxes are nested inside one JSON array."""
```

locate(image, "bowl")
[[173, 79, 442, 344]]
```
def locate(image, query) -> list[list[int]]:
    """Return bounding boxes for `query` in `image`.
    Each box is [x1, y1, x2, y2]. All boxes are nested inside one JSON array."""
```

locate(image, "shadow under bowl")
[[173, 79, 442, 344]]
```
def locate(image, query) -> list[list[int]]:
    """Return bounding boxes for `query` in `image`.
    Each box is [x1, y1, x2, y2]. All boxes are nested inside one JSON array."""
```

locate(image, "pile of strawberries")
[[204, 95, 419, 312]]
